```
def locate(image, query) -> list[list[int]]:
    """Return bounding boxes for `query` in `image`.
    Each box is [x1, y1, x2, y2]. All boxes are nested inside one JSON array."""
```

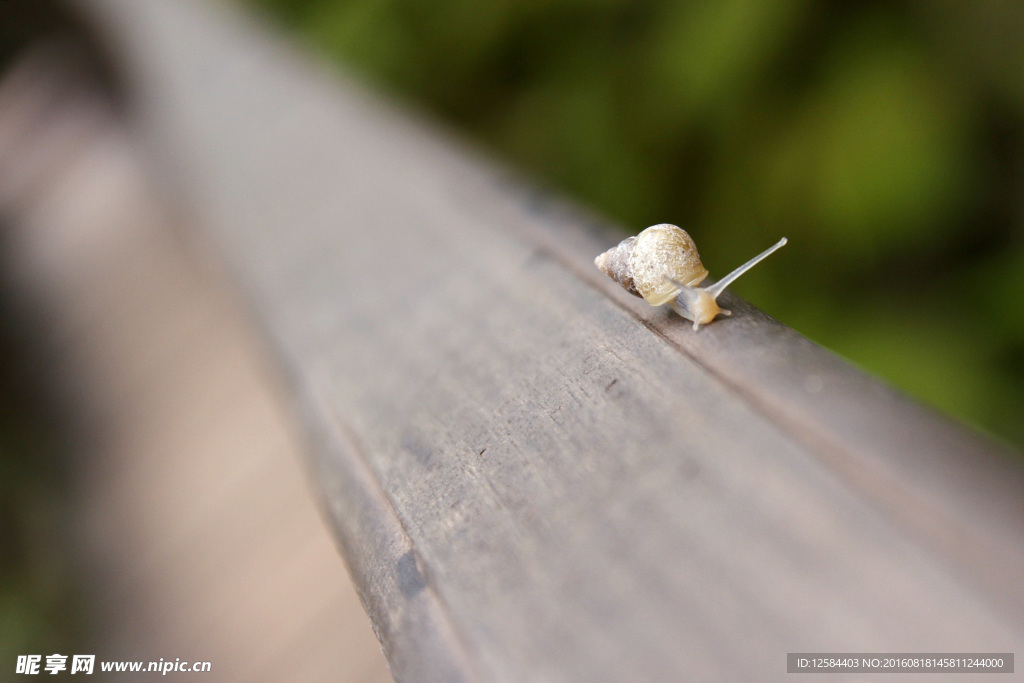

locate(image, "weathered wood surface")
[[69, 0, 1024, 680]]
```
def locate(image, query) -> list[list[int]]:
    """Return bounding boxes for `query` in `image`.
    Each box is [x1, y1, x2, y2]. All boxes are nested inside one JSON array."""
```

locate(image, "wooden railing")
[[18, 0, 1024, 678]]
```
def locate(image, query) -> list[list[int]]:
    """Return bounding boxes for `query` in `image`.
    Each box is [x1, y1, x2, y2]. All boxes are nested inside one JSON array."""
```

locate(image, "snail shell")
[[593, 235, 638, 296], [595, 224, 708, 306], [596, 225, 788, 330]]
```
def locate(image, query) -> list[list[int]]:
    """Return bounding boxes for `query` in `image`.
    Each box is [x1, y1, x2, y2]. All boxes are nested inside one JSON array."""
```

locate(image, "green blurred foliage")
[[246, 0, 1024, 450], [0, 289, 82, 667]]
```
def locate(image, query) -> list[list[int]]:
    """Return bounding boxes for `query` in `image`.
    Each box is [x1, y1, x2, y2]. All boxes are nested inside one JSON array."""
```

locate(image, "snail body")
[[595, 224, 786, 330]]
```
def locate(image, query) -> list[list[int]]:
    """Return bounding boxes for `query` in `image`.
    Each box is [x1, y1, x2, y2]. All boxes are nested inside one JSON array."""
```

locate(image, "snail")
[[595, 224, 787, 330]]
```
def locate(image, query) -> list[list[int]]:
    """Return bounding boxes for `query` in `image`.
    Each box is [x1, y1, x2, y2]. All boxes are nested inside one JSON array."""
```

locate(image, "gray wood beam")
[[65, 0, 1024, 679]]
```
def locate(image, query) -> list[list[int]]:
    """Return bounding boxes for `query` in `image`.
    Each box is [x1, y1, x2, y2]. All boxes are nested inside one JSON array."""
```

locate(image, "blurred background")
[[1, 1, 391, 678], [243, 0, 1024, 451], [3, 0, 1024, 677]]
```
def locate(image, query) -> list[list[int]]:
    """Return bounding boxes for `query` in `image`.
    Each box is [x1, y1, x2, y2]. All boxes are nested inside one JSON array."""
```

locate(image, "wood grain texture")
[[70, 0, 1024, 680]]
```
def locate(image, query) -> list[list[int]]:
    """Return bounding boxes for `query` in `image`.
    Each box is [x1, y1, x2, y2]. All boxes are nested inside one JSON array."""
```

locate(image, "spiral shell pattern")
[[594, 235, 639, 297], [596, 224, 708, 306]]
